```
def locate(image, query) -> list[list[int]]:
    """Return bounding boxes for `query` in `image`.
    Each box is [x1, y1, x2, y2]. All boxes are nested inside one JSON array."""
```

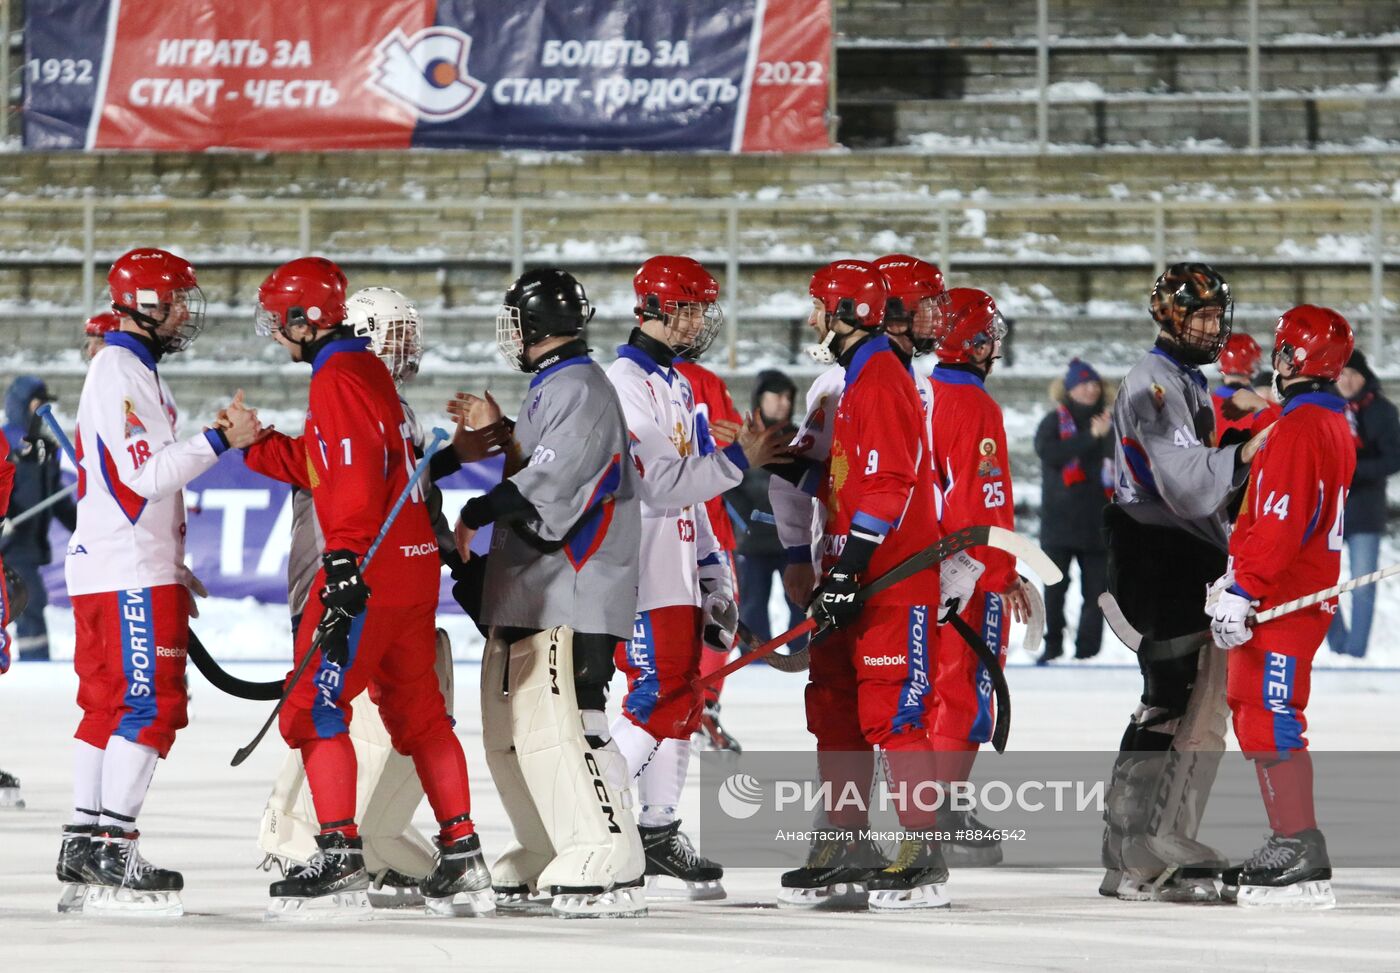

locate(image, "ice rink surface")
[[2, 660, 1398, 973]]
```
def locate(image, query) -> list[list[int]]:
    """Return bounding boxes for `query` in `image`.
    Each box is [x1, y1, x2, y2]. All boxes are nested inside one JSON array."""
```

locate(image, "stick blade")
[[1097, 592, 1143, 652], [985, 526, 1063, 585]]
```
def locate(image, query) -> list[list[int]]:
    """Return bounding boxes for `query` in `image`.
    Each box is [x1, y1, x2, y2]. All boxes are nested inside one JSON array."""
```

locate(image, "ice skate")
[[81, 828, 184, 917], [367, 868, 424, 910], [1225, 830, 1335, 911], [0, 769, 25, 809], [421, 832, 495, 917], [55, 824, 93, 914], [938, 809, 1003, 867], [866, 834, 951, 912], [694, 700, 741, 754], [551, 878, 649, 919], [1114, 867, 1220, 903], [778, 829, 884, 910], [639, 821, 725, 901], [265, 832, 372, 922]]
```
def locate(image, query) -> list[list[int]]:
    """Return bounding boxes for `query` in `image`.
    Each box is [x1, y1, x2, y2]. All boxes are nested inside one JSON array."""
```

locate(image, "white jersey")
[[770, 362, 937, 566], [65, 333, 226, 596], [606, 346, 743, 612]]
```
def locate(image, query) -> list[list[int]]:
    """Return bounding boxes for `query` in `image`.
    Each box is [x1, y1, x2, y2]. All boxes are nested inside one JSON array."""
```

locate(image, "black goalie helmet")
[[496, 268, 594, 371]]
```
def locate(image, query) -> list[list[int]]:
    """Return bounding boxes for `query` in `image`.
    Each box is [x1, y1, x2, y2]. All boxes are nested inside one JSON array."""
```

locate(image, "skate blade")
[[1236, 880, 1336, 911], [0, 788, 25, 809], [494, 888, 554, 914], [551, 886, 648, 919], [57, 883, 88, 914], [1153, 877, 1219, 904], [867, 883, 951, 912], [941, 843, 1004, 868], [265, 890, 372, 922], [83, 886, 184, 918], [776, 882, 868, 911], [368, 886, 425, 910], [644, 874, 725, 902], [424, 889, 496, 917]]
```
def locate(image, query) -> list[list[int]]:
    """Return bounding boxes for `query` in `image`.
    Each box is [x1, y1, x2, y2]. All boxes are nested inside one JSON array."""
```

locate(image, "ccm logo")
[[399, 543, 437, 556]]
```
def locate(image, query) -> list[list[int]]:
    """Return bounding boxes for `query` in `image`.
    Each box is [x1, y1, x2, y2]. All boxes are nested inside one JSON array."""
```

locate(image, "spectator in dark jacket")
[[1033, 359, 1114, 663], [726, 370, 802, 643], [1327, 351, 1400, 658], [2, 376, 76, 661]]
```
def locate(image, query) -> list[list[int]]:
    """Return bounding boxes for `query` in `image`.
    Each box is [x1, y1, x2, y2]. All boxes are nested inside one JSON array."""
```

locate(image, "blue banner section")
[[42, 450, 500, 612], [22, 0, 112, 149], [403, 0, 755, 150]]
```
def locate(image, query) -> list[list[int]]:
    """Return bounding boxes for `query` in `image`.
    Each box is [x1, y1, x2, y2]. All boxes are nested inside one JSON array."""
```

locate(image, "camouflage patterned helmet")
[[1149, 262, 1233, 365]]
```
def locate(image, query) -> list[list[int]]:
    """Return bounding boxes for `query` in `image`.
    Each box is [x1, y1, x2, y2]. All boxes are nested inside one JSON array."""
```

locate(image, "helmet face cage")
[[1173, 297, 1234, 364], [907, 290, 952, 355], [657, 298, 723, 359], [373, 316, 423, 383], [496, 304, 527, 371], [133, 284, 206, 353]]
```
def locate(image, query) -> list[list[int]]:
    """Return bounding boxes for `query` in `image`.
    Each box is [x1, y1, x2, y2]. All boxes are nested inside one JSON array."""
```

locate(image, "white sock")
[[638, 738, 691, 828], [610, 714, 660, 779], [73, 741, 104, 826], [99, 737, 159, 830]]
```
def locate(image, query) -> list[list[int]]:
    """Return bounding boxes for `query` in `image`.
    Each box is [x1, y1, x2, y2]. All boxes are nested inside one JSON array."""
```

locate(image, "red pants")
[[1226, 614, 1328, 755], [615, 604, 703, 739], [932, 589, 1008, 751], [281, 596, 452, 754], [72, 585, 190, 757], [806, 604, 938, 830]]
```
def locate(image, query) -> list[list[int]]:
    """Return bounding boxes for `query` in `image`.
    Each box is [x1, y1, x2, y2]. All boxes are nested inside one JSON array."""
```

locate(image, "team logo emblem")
[[370, 27, 486, 122], [122, 400, 147, 437], [1150, 382, 1167, 412], [976, 437, 1001, 478], [827, 440, 850, 516]]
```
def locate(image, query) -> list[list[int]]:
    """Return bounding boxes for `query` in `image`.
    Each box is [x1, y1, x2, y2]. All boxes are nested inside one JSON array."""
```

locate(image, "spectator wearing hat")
[[1327, 350, 1400, 658], [2, 376, 76, 661], [1033, 359, 1113, 663]]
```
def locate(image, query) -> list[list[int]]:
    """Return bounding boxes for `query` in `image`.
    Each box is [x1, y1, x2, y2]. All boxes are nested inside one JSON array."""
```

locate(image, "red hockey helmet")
[[84, 310, 122, 337], [1217, 333, 1263, 379], [107, 247, 206, 353], [633, 255, 723, 358], [936, 288, 1005, 364], [1273, 305, 1353, 381], [255, 257, 349, 337], [874, 254, 949, 355], [809, 260, 887, 330]]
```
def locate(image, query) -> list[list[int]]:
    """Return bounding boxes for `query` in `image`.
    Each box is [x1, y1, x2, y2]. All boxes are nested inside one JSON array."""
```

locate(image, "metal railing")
[[1, 194, 1396, 366]]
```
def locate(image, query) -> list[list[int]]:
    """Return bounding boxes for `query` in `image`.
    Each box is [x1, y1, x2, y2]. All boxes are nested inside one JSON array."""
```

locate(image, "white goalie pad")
[[496, 627, 645, 893], [481, 633, 555, 892], [259, 628, 454, 880]]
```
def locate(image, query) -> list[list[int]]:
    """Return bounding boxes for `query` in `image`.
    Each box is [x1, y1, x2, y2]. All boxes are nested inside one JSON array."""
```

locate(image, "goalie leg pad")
[[507, 627, 646, 898], [481, 633, 555, 897]]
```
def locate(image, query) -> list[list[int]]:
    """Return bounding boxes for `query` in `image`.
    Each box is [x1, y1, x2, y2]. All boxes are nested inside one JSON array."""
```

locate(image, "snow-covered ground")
[[1, 661, 1398, 972]]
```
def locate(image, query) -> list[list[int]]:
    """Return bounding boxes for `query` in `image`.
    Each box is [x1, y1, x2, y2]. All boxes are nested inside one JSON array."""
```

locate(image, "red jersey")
[[819, 336, 941, 607], [1230, 391, 1354, 640], [244, 338, 438, 607], [1212, 384, 1281, 442], [930, 366, 1017, 592], [675, 359, 741, 553]]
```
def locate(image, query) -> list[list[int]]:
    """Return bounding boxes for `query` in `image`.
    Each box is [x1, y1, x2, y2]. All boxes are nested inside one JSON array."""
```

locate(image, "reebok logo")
[[863, 654, 907, 666]]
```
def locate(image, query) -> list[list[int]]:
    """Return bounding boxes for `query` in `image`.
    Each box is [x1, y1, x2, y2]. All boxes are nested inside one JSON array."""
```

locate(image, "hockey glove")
[[812, 531, 879, 630], [939, 551, 985, 622], [1210, 586, 1256, 649], [319, 550, 370, 667], [699, 553, 738, 653]]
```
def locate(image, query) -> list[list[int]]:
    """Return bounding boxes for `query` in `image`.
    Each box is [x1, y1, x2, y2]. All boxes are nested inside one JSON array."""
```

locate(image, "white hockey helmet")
[[346, 286, 423, 384]]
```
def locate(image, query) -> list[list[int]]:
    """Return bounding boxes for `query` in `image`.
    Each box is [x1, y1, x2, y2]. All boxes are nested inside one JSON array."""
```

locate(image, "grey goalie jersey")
[[480, 356, 640, 639], [1111, 346, 1249, 550]]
